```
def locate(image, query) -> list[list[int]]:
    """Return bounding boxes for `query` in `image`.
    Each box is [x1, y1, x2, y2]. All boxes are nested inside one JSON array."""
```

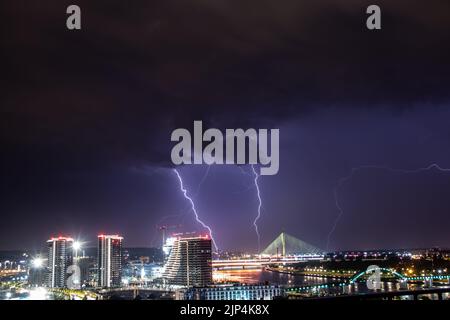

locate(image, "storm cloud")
[[1, 0, 450, 250]]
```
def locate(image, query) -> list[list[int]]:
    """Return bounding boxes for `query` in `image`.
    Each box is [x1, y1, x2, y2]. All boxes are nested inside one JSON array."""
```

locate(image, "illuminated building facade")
[[76, 256, 95, 287], [163, 236, 177, 260], [180, 284, 285, 300], [163, 235, 212, 286], [97, 235, 123, 288], [47, 237, 74, 288]]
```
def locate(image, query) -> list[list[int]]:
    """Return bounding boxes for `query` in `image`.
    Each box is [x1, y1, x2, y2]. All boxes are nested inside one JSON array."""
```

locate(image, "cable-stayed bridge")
[[212, 232, 324, 269]]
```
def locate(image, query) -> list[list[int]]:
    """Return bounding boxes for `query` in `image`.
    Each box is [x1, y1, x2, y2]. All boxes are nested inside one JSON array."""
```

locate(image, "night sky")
[[1, 1, 450, 252]]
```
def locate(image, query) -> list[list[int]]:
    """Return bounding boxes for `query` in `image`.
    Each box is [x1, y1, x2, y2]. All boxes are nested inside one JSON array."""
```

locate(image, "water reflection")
[[213, 268, 450, 300], [214, 268, 329, 286]]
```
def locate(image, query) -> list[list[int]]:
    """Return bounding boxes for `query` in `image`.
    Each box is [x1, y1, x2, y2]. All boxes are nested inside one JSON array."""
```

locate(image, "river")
[[213, 268, 450, 299]]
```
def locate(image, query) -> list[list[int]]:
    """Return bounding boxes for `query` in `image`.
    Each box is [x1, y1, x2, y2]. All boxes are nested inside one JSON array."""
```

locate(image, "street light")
[[32, 257, 43, 269], [73, 241, 82, 251], [73, 241, 82, 258]]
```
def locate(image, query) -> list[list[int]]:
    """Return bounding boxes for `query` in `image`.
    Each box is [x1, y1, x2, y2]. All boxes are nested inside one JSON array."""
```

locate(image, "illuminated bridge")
[[212, 255, 323, 269], [349, 268, 450, 284], [286, 268, 450, 294], [213, 232, 324, 269]]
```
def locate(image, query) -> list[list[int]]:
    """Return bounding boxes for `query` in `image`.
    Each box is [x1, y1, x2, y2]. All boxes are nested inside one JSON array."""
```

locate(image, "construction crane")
[[157, 224, 181, 248]]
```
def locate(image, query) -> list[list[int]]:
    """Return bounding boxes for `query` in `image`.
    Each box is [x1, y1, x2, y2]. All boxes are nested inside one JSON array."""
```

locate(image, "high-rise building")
[[47, 236, 74, 288], [97, 234, 123, 288], [163, 235, 212, 287], [75, 256, 95, 287]]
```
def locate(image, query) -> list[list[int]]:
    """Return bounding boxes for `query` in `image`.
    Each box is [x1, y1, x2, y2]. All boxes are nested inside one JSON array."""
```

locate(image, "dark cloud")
[[0, 1, 450, 250]]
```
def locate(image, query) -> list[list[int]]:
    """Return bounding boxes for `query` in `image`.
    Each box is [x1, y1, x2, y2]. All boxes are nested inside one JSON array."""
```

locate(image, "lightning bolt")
[[326, 163, 450, 251], [251, 165, 262, 252], [173, 168, 218, 251]]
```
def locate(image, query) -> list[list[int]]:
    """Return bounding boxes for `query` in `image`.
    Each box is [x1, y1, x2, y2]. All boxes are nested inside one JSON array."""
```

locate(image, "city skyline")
[[2, 0, 450, 305], [3, 231, 450, 301], [2, 228, 449, 255]]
